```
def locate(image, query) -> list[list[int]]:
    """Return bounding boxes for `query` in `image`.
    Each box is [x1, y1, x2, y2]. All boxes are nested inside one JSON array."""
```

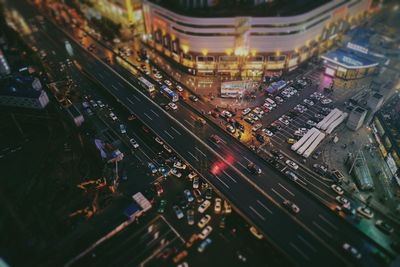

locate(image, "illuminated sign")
[[347, 42, 369, 54], [325, 67, 336, 76], [342, 56, 363, 66]]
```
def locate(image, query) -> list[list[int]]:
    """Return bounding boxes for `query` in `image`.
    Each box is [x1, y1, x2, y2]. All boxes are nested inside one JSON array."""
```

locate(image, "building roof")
[[0, 75, 42, 98], [147, 0, 332, 17], [322, 48, 379, 70]]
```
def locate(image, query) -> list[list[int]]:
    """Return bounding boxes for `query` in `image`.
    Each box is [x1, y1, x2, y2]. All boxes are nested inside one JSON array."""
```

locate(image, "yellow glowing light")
[[251, 49, 257, 56], [181, 45, 189, 54], [275, 50, 281, 56], [294, 47, 299, 53], [202, 49, 208, 56], [171, 34, 176, 41], [225, 48, 233, 56]]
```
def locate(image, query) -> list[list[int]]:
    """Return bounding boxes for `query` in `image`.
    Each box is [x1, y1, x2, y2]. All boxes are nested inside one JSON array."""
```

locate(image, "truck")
[[296, 129, 321, 156], [321, 109, 342, 131], [302, 132, 326, 158], [291, 127, 318, 152], [326, 112, 348, 134], [317, 108, 339, 129]]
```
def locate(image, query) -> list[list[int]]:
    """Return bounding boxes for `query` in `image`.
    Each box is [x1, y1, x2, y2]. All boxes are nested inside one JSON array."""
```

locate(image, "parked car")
[[174, 161, 187, 170], [198, 225, 213, 239], [173, 205, 184, 219], [193, 177, 200, 189], [154, 182, 163, 196], [198, 214, 211, 228], [335, 196, 350, 207], [187, 209, 195, 225], [242, 108, 252, 115], [168, 102, 178, 110], [214, 198, 222, 214], [331, 184, 344, 195], [189, 95, 199, 102], [171, 168, 182, 178], [357, 207, 374, 219], [224, 200, 232, 214], [148, 163, 158, 174], [198, 200, 211, 213], [343, 243, 362, 260], [158, 199, 167, 213], [249, 226, 264, 239], [375, 220, 394, 235], [184, 189, 194, 202], [252, 123, 262, 132], [155, 137, 164, 145], [129, 138, 139, 149], [197, 238, 212, 252], [285, 160, 299, 170], [193, 188, 204, 203]]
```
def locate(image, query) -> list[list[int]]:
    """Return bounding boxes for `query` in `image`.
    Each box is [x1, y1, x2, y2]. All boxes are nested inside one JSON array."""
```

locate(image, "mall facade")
[[141, 0, 371, 78]]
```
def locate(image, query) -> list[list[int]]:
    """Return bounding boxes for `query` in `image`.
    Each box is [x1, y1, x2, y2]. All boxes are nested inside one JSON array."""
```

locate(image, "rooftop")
[[0, 75, 43, 98], [148, 0, 332, 17], [322, 48, 380, 69]]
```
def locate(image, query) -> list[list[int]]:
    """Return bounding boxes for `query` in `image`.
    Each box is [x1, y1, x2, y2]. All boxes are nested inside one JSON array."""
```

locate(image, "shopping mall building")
[[141, 0, 372, 78]]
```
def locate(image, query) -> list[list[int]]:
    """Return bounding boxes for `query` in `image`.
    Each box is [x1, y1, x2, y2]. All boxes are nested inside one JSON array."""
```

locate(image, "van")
[[287, 138, 296, 144], [265, 98, 277, 107]]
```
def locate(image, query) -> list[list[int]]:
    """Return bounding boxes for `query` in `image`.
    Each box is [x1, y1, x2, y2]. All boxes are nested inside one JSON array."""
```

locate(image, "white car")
[[198, 214, 211, 228], [343, 243, 362, 260], [129, 138, 139, 148], [163, 144, 172, 153], [335, 196, 350, 207], [321, 98, 333, 105], [198, 200, 211, 213], [226, 124, 235, 134], [170, 168, 182, 178], [173, 205, 184, 220], [224, 200, 232, 214], [306, 120, 317, 127], [168, 102, 178, 110], [248, 113, 259, 121], [278, 117, 289, 125], [188, 171, 198, 180], [193, 177, 200, 189], [263, 129, 273, 137], [109, 112, 118, 121], [155, 137, 164, 145], [285, 160, 299, 170], [331, 184, 344, 195], [252, 123, 262, 132], [242, 108, 252, 115], [173, 161, 187, 170], [119, 124, 127, 134], [198, 225, 213, 240], [303, 99, 314, 106], [164, 80, 172, 86], [154, 73, 162, 79], [176, 85, 183, 92], [356, 207, 374, 219], [214, 198, 222, 214]]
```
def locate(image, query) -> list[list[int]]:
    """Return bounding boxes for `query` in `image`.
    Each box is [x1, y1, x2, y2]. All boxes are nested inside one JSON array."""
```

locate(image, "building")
[[142, 0, 371, 78], [367, 92, 384, 112], [0, 75, 49, 109], [346, 106, 367, 131], [0, 49, 10, 75]]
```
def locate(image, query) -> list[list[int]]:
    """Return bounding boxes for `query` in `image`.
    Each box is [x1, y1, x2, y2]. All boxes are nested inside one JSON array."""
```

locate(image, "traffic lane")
[[32, 8, 390, 264]]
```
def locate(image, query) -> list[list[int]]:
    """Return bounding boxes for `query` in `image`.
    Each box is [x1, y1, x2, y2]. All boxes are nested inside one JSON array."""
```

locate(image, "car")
[[163, 144, 172, 153], [155, 137, 164, 145], [287, 138, 296, 144], [198, 200, 211, 213], [198, 214, 212, 228], [278, 117, 289, 125], [263, 128, 273, 137], [129, 138, 139, 149], [252, 123, 262, 132], [285, 160, 299, 170], [321, 98, 333, 105], [205, 187, 212, 200], [219, 216, 226, 228], [314, 113, 324, 120], [158, 199, 167, 213], [285, 171, 299, 181], [168, 102, 178, 110], [253, 107, 264, 117], [176, 85, 184, 92], [184, 189, 194, 203], [154, 182, 163, 196], [248, 113, 259, 121], [109, 112, 118, 121], [154, 73, 162, 79], [173, 250, 188, 264], [186, 233, 198, 248], [226, 124, 235, 134], [174, 161, 187, 170], [335, 196, 350, 207], [210, 134, 222, 144], [312, 150, 322, 160], [313, 164, 328, 175], [283, 200, 300, 214], [242, 108, 252, 115], [224, 200, 232, 214], [198, 225, 213, 240], [303, 99, 314, 106], [148, 163, 158, 174], [193, 177, 200, 189], [196, 117, 206, 126], [275, 96, 284, 103], [188, 171, 198, 180], [306, 120, 317, 127], [158, 166, 169, 177], [197, 238, 212, 253], [247, 163, 262, 175], [249, 226, 264, 239], [375, 220, 394, 235], [189, 95, 199, 102], [356, 206, 374, 219], [173, 205, 184, 219], [244, 117, 255, 125], [89, 100, 98, 108], [86, 108, 94, 116], [164, 80, 172, 86], [97, 100, 105, 108], [331, 169, 345, 183], [331, 184, 344, 195], [343, 243, 362, 260], [171, 168, 182, 178], [193, 188, 204, 203], [187, 209, 195, 225], [214, 198, 222, 214]]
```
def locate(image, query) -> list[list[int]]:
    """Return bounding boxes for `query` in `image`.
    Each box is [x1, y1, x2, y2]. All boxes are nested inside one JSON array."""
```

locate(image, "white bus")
[[138, 77, 155, 94]]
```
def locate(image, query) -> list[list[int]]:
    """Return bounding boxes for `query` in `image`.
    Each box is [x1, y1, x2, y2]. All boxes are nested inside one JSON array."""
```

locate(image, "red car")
[[154, 182, 164, 196]]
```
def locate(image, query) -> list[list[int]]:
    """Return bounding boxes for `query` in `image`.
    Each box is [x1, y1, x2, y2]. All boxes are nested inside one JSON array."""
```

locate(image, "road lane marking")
[[170, 126, 181, 136], [188, 151, 199, 162], [312, 221, 333, 238], [183, 119, 192, 127], [237, 161, 246, 169], [290, 242, 310, 261], [111, 84, 119, 91], [243, 156, 251, 162], [195, 147, 206, 157], [164, 130, 174, 139], [132, 94, 141, 101], [223, 171, 237, 183], [143, 112, 153, 121], [190, 115, 196, 120], [256, 200, 273, 214], [127, 98, 135, 105], [249, 206, 266, 221], [98, 73, 104, 78], [278, 183, 295, 196], [297, 235, 317, 252], [215, 175, 230, 189], [271, 188, 285, 200], [318, 214, 338, 231], [150, 109, 159, 117], [117, 81, 124, 87]]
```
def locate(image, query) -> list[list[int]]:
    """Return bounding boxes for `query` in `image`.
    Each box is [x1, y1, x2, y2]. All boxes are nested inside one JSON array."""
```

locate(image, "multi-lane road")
[[10, 0, 396, 265]]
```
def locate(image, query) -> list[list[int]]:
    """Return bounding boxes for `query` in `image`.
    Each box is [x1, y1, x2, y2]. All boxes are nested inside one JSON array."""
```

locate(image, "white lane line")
[[164, 130, 174, 139], [318, 214, 338, 231], [132, 94, 141, 101], [223, 171, 237, 183], [190, 115, 196, 120], [249, 206, 266, 221], [195, 147, 207, 157], [271, 188, 285, 200], [111, 84, 119, 91], [297, 235, 317, 252], [237, 161, 246, 169], [215, 175, 230, 189], [127, 98, 135, 105], [243, 156, 251, 162], [188, 151, 199, 162], [256, 200, 273, 214], [117, 81, 124, 87], [150, 109, 159, 117], [170, 126, 181, 136], [278, 183, 295, 196], [183, 119, 193, 127], [98, 73, 104, 78], [312, 221, 333, 238], [143, 112, 152, 121], [290, 242, 310, 261]]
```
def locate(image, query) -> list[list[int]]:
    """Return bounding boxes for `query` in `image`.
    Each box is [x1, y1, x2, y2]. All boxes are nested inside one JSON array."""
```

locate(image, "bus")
[[161, 85, 178, 102], [138, 76, 155, 94]]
